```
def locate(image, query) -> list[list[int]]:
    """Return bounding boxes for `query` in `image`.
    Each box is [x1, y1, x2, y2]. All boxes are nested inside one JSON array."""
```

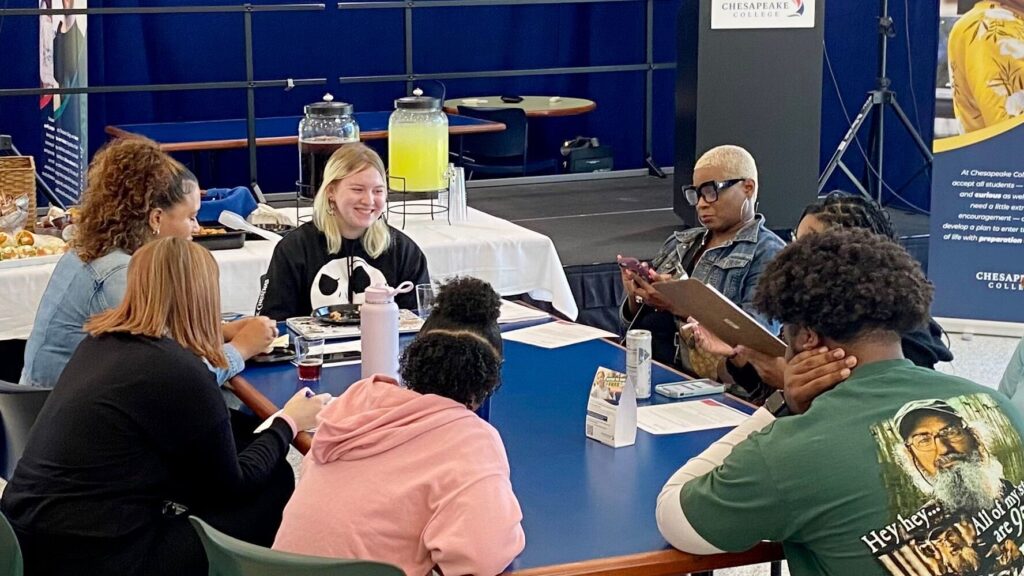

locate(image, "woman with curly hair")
[[274, 277, 525, 576], [20, 137, 275, 388]]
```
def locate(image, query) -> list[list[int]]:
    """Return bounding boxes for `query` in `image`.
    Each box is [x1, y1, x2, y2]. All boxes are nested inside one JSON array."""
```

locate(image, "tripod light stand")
[[818, 0, 933, 204]]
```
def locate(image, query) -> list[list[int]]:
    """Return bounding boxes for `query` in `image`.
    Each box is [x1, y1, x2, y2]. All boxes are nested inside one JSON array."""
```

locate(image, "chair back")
[[456, 106, 529, 159], [0, 510, 24, 576], [189, 517, 404, 576], [0, 380, 51, 481]]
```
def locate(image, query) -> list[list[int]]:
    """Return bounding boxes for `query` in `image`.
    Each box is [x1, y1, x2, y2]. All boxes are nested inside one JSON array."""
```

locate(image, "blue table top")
[[105, 113, 502, 151], [240, 328, 757, 572]]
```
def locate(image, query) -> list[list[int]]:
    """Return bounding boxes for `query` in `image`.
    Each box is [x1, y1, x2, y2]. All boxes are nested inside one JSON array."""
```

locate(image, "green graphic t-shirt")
[[680, 359, 1024, 576]]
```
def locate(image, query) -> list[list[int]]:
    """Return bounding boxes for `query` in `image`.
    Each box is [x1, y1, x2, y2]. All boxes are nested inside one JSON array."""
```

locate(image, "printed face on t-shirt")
[[860, 393, 1024, 576], [310, 256, 387, 309], [904, 414, 980, 477]]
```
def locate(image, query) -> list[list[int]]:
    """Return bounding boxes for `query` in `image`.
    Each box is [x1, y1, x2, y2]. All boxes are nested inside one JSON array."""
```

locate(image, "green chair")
[[189, 517, 404, 576], [0, 510, 23, 576]]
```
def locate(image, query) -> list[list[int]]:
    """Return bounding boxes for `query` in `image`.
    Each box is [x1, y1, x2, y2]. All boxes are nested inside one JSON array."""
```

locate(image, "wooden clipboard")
[[655, 279, 787, 358]]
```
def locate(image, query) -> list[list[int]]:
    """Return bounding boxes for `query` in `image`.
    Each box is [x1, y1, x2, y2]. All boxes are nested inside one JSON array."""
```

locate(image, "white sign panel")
[[711, 0, 815, 30]]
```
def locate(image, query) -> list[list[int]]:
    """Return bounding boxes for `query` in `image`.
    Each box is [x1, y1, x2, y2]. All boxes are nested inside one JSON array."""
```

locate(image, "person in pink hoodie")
[[273, 278, 525, 576]]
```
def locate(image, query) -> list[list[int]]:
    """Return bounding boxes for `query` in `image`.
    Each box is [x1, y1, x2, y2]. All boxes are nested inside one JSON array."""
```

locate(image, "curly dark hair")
[[402, 277, 503, 408], [753, 228, 932, 342], [800, 191, 897, 240], [75, 137, 197, 262], [400, 330, 502, 408], [420, 276, 502, 352]]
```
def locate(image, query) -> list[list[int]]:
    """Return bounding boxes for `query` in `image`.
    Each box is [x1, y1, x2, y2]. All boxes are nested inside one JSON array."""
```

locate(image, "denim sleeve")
[[738, 239, 783, 335], [93, 263, 130, 313], [206, 343, 246, 386]]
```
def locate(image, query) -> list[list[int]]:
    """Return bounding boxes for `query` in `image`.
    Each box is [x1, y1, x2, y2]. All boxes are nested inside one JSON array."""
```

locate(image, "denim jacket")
[[20, 249, 243, 389], [621, 215, 785, 366], [651, 214, 784, 333]]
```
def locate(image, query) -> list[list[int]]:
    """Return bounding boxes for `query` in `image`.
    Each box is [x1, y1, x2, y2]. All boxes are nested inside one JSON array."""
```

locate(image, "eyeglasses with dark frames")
[[682, 178, 747, 207], [905, 424, 968, 451]]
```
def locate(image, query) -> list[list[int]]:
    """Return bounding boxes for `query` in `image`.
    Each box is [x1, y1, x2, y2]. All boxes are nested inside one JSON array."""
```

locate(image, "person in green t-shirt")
[[656, 229, 1024, 576]]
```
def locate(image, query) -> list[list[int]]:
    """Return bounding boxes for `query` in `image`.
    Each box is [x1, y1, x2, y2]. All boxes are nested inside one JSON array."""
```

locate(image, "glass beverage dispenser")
[[388, 93, 448, 193], [298, 94, 359, 198]]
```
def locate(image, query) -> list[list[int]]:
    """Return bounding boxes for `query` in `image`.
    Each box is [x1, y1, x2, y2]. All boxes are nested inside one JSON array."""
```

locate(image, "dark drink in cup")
[[298, 358, 323, 382], [298, 358, 323, 393]]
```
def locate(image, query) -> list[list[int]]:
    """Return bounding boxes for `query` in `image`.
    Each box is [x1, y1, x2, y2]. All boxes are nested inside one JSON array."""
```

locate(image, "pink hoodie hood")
[[311, 374, 477, 464]]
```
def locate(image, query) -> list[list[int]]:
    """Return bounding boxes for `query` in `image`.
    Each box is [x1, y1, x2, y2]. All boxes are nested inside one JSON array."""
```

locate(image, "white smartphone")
[[655, 379, 725, 399]]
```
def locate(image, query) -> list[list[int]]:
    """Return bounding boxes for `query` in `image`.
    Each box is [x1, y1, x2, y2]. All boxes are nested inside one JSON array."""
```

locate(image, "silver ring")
[[634, 295, 643, 304]]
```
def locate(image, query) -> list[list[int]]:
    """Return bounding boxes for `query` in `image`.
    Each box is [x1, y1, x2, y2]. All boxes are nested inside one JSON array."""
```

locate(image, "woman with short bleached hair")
[[259, 142, 430, 320], [2, 238, 328, 576]]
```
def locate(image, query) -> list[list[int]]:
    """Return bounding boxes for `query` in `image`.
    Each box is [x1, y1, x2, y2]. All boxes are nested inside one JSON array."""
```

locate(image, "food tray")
[[0, 253, 62, 270], [245, 223, 294, 241], [193, 228, 246, 251]]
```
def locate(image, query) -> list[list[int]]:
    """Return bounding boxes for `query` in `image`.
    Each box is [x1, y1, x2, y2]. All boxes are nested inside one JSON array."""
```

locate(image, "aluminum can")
[[626, 329, 652, 399]]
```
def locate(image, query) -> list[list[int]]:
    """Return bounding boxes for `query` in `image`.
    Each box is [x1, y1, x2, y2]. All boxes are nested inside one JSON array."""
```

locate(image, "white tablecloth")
[[0, 205, 577, 340]]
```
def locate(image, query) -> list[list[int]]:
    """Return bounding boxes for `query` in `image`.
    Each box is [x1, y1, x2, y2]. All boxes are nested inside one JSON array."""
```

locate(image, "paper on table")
[[498, 299, 550, 324], [501, 321, 617, 349], [637, 398, 748, 435]]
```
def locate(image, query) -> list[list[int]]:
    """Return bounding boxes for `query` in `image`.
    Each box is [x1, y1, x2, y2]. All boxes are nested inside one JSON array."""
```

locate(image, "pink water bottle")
[[360, 281, 414, 380]]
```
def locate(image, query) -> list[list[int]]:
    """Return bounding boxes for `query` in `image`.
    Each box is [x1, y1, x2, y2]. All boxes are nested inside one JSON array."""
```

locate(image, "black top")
[[0, 333, 293, 539], [257, 222, 430, 320]]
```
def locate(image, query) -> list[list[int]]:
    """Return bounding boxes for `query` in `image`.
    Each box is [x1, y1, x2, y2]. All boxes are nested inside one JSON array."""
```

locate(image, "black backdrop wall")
[[0, 0, 937, 210]]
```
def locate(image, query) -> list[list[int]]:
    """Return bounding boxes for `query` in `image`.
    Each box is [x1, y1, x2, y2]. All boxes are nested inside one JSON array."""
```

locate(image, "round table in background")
[[443, 96, 596, 117]]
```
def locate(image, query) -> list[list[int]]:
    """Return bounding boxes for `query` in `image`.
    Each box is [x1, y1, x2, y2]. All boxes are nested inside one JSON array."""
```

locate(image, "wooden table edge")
[[228, 374, 312, 454], [506, 542, 784, 576]]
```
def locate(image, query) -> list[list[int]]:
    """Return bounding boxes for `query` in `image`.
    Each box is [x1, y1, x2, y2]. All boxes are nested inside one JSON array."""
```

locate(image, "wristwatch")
[[764, 390, 790, 417]]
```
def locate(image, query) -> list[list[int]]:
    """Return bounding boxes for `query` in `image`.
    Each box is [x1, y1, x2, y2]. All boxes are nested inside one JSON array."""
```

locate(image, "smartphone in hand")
[[618, 257, 657, 281]]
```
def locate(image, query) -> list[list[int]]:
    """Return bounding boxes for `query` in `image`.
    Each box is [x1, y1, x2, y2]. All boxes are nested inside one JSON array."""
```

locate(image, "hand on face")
[[782, 346, 857, 414], [329, 166, 387, 238]]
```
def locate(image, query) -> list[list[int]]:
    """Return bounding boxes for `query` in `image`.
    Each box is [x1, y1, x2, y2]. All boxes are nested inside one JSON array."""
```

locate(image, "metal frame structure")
[[337, 0, 676, 178], [0, 3, 329, 201], [1, 0, 677, 197]]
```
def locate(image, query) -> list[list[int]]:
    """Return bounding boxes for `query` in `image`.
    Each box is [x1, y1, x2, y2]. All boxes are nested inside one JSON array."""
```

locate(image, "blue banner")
[[39, 0, 88, 206], [928, 121, 1024, 323]]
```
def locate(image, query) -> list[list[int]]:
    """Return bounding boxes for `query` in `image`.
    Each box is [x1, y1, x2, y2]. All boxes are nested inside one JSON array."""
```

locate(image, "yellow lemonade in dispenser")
[[388, 94, 449, 192], [389, 122, 448, 192]]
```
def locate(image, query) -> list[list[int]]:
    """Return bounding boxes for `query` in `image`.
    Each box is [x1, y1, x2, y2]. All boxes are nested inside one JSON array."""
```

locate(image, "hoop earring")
[[327, 200, 335, 215]]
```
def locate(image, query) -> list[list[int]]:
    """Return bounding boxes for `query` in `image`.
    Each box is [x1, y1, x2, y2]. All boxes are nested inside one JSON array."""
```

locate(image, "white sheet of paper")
[[501, 321, 617, 349], [637, 399, 749, 435], [498, 299, 550, 324]]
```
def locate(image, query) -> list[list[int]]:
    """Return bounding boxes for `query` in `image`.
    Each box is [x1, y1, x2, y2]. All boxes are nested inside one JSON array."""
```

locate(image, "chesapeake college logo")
[[717, 0, 805, 19], [976, 271, 1024, 292]]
